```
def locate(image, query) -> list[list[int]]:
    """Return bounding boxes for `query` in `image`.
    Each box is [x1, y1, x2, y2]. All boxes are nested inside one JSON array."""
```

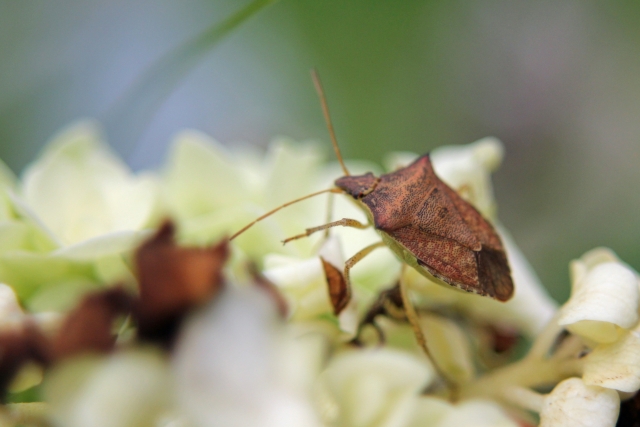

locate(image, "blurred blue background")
[[2, 0, 640, 302]]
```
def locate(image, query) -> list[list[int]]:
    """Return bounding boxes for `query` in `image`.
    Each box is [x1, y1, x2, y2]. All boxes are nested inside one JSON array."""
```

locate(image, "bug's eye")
[[335, 173, 377, 198]]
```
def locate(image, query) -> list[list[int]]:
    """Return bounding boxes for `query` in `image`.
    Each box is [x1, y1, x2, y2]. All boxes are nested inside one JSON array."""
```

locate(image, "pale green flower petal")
[[0, 252, 95, 302], [45, 350, 171, 427], [420, 314, 475, 384], [0, 221, 38, 254], [539, 378, 619, 427], [7, 191, 62, 248], [21, 120, 157, 246], [319, 348, 433, 427], [559, 261, 638, 343], [262, 138, 324, 207], [52, 230, 149, 260], [435, 400, 518, 427], [264, 254, 332, 320], [26, 279, 103, 313], [163, 130, 246, 219], [583, 328, 640, 392]]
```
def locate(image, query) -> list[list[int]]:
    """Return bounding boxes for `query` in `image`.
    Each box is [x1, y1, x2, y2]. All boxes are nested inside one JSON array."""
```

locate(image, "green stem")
[[460, 357, 583, 401]]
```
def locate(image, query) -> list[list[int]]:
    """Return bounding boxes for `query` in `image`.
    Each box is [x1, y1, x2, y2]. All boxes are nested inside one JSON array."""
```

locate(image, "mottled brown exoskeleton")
[[332, 154, 514, 302]]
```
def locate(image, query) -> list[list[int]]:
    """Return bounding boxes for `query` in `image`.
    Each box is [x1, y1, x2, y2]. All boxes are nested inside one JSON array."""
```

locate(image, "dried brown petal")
[[134, 221, 229, 345], [320, 257, 349, 315], [52, 287, 133, 360]]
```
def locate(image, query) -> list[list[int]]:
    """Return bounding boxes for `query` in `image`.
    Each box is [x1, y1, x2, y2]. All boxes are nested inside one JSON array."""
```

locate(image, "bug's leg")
[[341, 241, 386, 324], [323, 191, 335, 239], [282, 218, 369, 245], [399, 268, 459, 401]]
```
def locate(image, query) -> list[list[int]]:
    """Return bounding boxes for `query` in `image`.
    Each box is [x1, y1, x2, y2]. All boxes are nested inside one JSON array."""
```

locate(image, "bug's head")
[[335, 173, 378, 199]]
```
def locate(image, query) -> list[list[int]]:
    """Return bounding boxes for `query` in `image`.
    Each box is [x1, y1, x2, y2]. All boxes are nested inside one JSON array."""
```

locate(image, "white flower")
[[16, 120, 158, 258], [317, 348, 433, 427], [582, 325, 640, 392], [172, 286, 323, 427], [539, 378, 619, 427], [559, 247, 639, 344], [420, 313, 475, 384]]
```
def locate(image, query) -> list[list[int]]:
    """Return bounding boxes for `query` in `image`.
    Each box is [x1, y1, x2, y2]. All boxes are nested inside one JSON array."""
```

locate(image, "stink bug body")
[[335, 154, 513, 302]]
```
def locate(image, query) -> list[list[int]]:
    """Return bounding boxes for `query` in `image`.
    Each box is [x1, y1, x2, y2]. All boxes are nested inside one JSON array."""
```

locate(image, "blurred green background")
[[2, 0, 640, 303]]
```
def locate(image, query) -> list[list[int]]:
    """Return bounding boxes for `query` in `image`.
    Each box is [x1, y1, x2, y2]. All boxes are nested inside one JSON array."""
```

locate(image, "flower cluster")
[[0, 120, 637, 427]]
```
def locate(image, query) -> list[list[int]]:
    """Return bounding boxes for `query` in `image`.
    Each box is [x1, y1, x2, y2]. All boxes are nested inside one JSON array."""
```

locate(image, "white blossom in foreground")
[[559, 248, 638, 343], [173, 287, 324, 427]]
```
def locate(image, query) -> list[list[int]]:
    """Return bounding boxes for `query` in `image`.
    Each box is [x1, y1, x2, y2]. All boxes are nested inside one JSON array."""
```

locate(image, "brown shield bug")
[[231, 71, 514, 306]]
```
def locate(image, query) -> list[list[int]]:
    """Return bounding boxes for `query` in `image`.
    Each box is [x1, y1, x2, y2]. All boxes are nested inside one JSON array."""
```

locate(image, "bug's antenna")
[[229, 187, 342, 241], [311, 69, 350, 176]]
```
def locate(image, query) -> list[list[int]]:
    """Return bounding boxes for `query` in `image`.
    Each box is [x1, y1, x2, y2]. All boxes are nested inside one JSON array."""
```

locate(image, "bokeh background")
[[2, 0, 640, 303]]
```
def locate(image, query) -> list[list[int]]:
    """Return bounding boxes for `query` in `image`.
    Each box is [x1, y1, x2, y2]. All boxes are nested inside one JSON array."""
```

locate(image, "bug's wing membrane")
[[475, 246, 514, 301]]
